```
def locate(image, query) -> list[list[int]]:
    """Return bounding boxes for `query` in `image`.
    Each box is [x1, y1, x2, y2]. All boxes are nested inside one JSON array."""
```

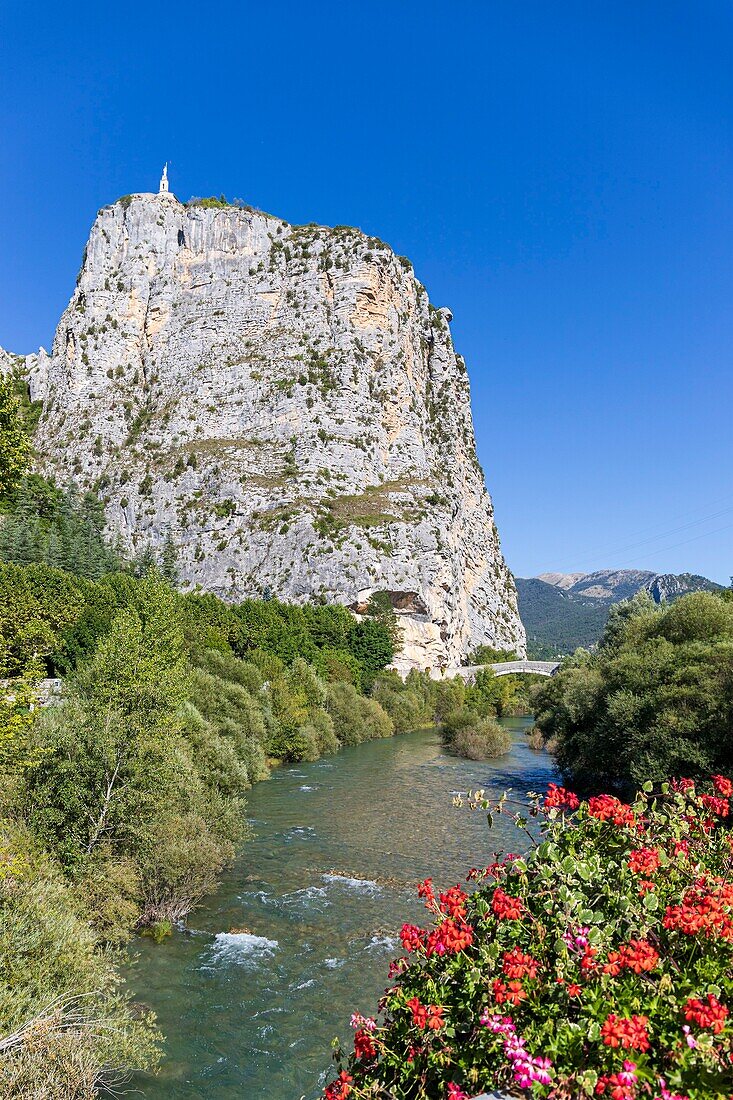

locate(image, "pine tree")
[[159, 530, 178, 586], [45, 526, 64, 570], [10, 481, 43, 564], [132, 545, 157, 578]]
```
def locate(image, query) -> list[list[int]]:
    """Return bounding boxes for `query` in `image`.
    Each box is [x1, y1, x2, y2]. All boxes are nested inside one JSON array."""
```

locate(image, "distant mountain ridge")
[[517, 569, 723, 659]]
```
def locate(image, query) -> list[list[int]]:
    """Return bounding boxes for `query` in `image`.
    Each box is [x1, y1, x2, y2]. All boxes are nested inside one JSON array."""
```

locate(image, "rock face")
[[13, 191, 525, 670], [537, 569, 721, 604]]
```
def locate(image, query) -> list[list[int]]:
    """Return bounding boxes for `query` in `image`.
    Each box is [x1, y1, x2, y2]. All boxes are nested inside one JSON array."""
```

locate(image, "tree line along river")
[[125, 718, 555, 1100]]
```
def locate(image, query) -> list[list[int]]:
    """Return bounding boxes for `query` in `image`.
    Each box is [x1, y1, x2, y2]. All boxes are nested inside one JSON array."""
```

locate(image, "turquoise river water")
[[126, 719, 555, 1099]]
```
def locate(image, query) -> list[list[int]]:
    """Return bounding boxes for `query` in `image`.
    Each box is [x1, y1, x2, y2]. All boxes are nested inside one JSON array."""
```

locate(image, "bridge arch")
[[441, 660, 560, 683]]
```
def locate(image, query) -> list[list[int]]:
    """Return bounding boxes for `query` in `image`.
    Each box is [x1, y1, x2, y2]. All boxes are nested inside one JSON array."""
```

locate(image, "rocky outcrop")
[[10, 190, 525, 670], [537, 569, 721, 604], [645, 572, 723, 603]]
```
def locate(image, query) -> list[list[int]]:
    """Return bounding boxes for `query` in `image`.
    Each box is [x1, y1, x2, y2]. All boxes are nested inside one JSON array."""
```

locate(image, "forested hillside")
[[517, 569, 723, 657]]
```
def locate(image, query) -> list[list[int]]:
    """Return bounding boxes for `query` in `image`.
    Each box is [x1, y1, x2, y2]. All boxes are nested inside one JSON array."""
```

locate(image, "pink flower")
[[562, 925, 591, 954], [657, 1080, 689, 1100], [480, 1011, 515, 1035], [619, 1061, 638, 1086], [447, 1086, 468, 1100], [480, 1011, 553, 1088], [349, 1012, 376, 1032], [682, 1024, 697, 1048]]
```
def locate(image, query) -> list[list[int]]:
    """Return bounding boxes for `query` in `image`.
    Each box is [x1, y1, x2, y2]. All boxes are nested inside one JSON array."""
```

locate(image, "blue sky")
[[1, 1, 732, 583]]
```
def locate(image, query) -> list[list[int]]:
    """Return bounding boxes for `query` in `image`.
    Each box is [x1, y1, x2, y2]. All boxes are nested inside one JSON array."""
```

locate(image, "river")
[[126, 718, 555, 1100]]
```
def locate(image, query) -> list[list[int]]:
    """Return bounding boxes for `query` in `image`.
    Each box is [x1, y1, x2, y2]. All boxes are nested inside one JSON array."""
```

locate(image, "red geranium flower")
[[502, 947, 540, 980], [492, 977, 526, 1005], [353, 1029, 376, 1059], [325, 1070, 353, 1099], [588, 795, 636, 828], [400, 923, 424, 952], [439, 885, 468, 921], [683, 994, 728, 1034], [601, 1013, 650, 1052], [544, 782, 580, 811], [713, 774, 733, 797], [492, 886, 523, 921], [701, 794, 730, 818], [406, 995, 427, 1028], [417, 877, 436, 906], [618, 938, 660, 974], [425, 1004, 445, 1031], [405, 997, 445, 1030], [627, 846, 661, 876], [602, 950, 622, 977]]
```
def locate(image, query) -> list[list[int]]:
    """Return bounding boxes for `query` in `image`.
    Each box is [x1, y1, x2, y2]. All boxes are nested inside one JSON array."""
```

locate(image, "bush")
[[325, 682, 393, 746], [441, 708, 512, 760], [371, 671, 432, 733], [534, 591, 733, 794], [324, 776, 733, 1099], [0, 821, 160, 1095]]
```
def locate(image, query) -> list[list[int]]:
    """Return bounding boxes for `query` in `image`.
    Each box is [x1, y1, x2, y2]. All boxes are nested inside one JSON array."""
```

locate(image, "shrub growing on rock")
[[324, 776, 733, 1099]]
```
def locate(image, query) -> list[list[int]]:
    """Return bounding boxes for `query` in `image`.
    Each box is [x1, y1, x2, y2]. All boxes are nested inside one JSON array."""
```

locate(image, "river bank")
[[125, 718, 555, 1100]]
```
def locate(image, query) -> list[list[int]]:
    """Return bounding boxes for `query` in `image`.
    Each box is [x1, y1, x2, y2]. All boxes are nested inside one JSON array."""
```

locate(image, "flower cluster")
[[627, 846, 661, 876], [482, 1013, 553, 1088], [323, 775, 733, 1099], [603, 939, 660, 976], [405, 996, 445, 1031], [682, 993, 728, 1034], [595, 1059, 637, 1098], [324, 1070, 352, 1099], [491, 885, 523, 920], [700, 793, 730, 818], [588, 794, 637, 828], [543, 782, 580, 811], [663, 877, 733, 939], [601, 1013, 651, 1052]]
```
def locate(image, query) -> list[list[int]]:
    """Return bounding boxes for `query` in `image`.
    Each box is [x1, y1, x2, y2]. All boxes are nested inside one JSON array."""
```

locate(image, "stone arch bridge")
[[443, 660, 560, 683]]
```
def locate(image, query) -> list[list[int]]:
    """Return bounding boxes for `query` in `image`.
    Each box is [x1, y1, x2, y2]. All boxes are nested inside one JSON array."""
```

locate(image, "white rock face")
[[14, 192, 525, 670]]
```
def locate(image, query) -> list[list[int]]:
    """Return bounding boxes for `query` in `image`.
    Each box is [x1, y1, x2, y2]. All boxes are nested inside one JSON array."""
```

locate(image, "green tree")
[[534, 590, 733, 794], [439, 707, 512, 759], [349, 619, 394, 681], [159, 529, 179, 586], [24, 577, 189, 872], [0, 375, 30, 500]]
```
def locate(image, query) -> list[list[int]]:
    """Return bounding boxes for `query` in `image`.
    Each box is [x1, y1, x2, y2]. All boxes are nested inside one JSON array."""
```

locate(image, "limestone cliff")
[[11, 190, 525, 670]]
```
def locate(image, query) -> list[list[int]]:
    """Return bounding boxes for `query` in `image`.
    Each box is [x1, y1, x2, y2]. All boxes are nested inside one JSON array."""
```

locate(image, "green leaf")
[[642, 891, 659, 911]]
